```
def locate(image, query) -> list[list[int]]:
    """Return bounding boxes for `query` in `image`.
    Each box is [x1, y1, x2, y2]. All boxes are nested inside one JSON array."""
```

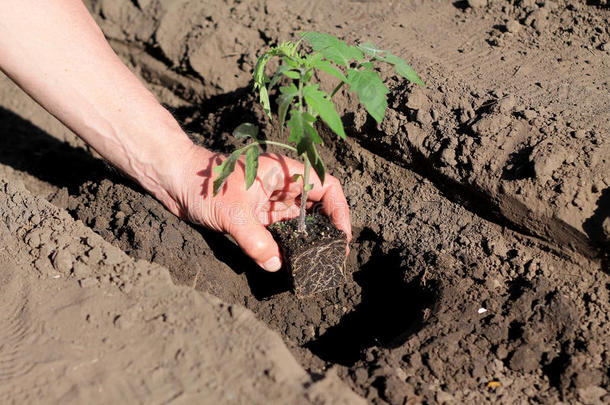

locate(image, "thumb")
[[230, 223, 283, 272]]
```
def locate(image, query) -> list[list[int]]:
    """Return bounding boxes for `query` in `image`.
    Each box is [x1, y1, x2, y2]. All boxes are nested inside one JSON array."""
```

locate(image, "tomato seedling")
[[213, 32, 424, 232]]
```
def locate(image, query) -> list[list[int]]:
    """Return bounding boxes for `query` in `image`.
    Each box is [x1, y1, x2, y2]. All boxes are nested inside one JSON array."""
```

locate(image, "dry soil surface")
[[0, 1, 608, 404]]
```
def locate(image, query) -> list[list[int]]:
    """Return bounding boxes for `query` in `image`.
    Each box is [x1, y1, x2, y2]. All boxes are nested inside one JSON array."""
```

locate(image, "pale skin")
[[0, 0, 351, 272]]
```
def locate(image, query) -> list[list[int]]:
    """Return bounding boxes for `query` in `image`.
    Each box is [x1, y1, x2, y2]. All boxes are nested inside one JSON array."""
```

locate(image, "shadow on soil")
[[452, 1, 469, 10], [168, 85, 271, 151], [583, 187, 610, 273], [199, 228, 293, 299], [306, 248, 438, 367], [501, 146, 535, 181], [0, 107, 113, 193]]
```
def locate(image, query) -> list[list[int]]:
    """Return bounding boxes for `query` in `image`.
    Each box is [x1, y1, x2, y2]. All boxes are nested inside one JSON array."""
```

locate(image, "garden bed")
[[0, 0, 608, 403]]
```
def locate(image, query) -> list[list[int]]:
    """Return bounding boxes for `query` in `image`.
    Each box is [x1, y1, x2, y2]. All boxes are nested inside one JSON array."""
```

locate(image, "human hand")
[[160, 145, 352, 272]]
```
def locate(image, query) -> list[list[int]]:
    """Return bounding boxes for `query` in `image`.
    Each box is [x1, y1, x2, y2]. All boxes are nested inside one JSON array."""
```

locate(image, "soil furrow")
[[0, 1, 608, 404]]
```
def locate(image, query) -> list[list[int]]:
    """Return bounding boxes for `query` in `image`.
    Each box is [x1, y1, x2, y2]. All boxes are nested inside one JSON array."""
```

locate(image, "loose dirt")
[[269, 214, 348, 298], [1, 0, 608, 404]]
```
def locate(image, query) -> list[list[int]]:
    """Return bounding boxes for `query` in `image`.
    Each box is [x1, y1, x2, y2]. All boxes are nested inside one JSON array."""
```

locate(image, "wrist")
[[139, 133, 216, 220], [130, 127, 200, 212]]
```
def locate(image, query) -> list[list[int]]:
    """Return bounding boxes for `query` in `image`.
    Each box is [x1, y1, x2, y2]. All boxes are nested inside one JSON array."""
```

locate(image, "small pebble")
[[572, 129, 586, 139], [467, 0, 487, 8], [601, 217, 610, 241], [523, 109, 537, 120], [52, 249, 73, 273], [103, 247, 123, 266], [114, 315, 132, 330], [496, 95, 516, 113], [72, 261, 91, 278], [353, 368, 368, 385], [437, 390, 454, 404], [505, 20, 521, 33]]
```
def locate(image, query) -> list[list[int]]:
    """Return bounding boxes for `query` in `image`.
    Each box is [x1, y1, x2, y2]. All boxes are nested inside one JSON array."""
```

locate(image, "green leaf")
[[346, 68, 389, 124], [303, 69, 313, 83], [279, 82, 298, 97], [357, 42, 385, 57], [285, 106, 327, 183], [303, 111, 316, 123], [268, 74, 282, 91], [276, 41, 299, 58], [269, 64, 297, 90], [288, 109, 323, 145], [253, 53, 270, 89], [357, 42, 425, 85], [244, 146, 260, 189], [360, 61, 375, 70], [305, 118, 323, 144], [287, 109, 306, 144], [282, 56, 299, 68], [253, 52, 273, 118], [311, 58, 347, 82], [303, 84, 345, 139], [278, 84, 298, 135], [282, 70, 300, 79], [213, 150, 242, 195], [301, 32, 363, 66], [259, 84, 272, 119], [233, 123, 259, 140], [378, 53, 425, 86]]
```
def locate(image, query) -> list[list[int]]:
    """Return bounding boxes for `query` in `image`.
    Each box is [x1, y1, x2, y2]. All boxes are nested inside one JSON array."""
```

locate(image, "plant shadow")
[[306, 246, 438, 366]]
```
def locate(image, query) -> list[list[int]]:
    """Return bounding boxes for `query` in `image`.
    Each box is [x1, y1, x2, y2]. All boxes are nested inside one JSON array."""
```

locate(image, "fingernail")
[[262, 256, 281, 272]]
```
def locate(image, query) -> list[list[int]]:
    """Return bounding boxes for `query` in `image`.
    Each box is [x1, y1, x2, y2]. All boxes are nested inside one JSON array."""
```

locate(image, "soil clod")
[[268, 214, 348, 298]]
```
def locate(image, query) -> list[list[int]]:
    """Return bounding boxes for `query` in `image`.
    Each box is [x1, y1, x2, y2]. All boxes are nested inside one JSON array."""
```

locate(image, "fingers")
[[269, 180, 301, 202], [266, 203, 301, 225], [230, 223, 283, 272], [305, 176, 352, 241], [249, 201, 300, 226], [270, 155, 352, 240]]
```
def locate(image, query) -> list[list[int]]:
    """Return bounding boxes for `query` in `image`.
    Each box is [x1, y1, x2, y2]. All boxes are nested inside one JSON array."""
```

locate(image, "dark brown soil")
[[268, 214, 348, 298], [1, 0, 608, 404]]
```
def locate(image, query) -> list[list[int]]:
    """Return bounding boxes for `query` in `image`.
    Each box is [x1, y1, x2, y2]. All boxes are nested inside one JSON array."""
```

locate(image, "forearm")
[[0, 0, 200, 204]]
